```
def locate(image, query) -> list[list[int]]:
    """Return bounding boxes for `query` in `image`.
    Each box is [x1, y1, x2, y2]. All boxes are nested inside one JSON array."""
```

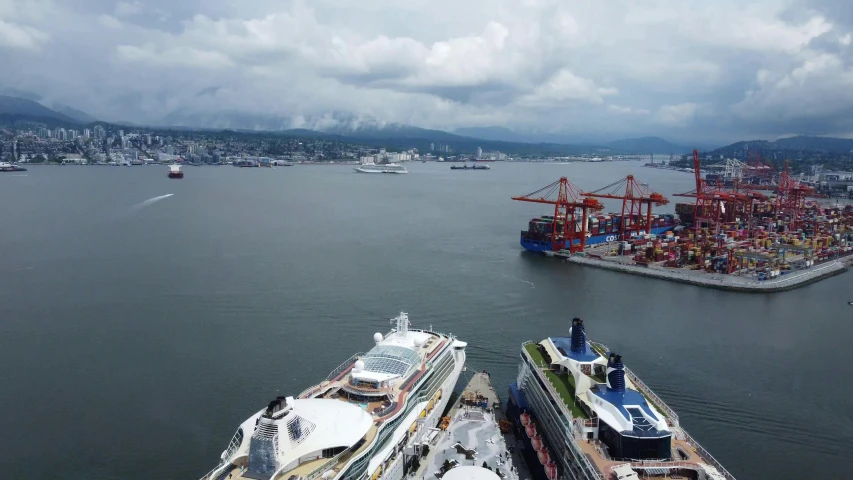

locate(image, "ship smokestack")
[[606, 354, 625, 393], [570, 318, 587, 355]]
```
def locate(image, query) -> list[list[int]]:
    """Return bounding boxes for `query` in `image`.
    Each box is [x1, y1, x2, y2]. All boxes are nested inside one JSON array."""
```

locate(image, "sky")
[[0, 0, 852, 144]]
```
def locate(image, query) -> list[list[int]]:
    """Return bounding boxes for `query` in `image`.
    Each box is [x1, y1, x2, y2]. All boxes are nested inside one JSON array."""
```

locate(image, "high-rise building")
[[118, 129, 124, 138], [83, 128, 91, 139], [476, 147, 482, 159]]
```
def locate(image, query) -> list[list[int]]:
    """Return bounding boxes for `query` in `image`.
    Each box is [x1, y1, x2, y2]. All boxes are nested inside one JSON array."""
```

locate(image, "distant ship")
[[354, 160, 408, 174], [0, 162, 27, 172], [168, 164, 183, 178], [450, 163, 489, 170], [199, 312, 466, 480]]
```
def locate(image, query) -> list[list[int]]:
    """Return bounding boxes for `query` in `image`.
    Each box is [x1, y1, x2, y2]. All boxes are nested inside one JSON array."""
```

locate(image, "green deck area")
[[524, 343, 589, 419]]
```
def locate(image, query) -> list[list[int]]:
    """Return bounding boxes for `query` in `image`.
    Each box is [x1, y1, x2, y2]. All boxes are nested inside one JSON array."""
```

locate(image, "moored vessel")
[[508, 318, 734, 480], [520, 213, 679, 252], [200, 312, 466, 480], [168, 164, 183, 178], [0, 162, 27, 172]]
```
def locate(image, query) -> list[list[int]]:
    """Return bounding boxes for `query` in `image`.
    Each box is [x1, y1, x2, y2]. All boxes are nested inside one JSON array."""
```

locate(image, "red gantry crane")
[[775, 161, 813, 231], [673, 149, 737, 234], [583, 175, 670, 241], [512, 177, 603, 252]]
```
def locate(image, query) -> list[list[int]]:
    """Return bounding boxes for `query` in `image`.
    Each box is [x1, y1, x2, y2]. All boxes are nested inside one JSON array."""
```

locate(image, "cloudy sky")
[[1, 0, 851, 143]]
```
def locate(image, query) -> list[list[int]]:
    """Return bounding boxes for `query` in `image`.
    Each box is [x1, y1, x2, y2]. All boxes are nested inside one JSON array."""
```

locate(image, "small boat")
[[0, 162, 27, 172], [168, 164, 184, 178]]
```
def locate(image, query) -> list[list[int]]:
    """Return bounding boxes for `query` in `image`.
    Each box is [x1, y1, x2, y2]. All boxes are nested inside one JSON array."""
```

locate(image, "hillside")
[[0, 95, 80, 126]]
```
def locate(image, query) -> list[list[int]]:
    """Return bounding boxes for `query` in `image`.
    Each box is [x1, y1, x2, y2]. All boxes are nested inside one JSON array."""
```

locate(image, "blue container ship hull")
[[519, 212, 680, 253], [521, 225, 676, 253]]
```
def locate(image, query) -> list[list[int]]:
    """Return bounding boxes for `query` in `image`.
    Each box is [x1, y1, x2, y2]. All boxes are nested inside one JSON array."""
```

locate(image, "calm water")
[[0, 163, 850, 479]]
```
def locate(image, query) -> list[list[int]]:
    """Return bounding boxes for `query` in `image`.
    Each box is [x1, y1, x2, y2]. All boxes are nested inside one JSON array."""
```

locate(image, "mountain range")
[[1, 93, 851, 159]]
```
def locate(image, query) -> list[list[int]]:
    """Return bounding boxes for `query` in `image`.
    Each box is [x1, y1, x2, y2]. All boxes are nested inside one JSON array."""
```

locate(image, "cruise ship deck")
[[414, 371, 530, 480], [514, 319, 735, 480]]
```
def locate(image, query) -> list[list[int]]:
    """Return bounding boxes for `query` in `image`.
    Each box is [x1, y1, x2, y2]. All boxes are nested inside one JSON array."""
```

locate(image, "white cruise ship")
[[200, 312, 466, 480], [354, 161, 408, 174]]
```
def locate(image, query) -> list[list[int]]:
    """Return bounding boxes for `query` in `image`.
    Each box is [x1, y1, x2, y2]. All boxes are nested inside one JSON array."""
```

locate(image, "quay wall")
[[560, 255, 848, 293]]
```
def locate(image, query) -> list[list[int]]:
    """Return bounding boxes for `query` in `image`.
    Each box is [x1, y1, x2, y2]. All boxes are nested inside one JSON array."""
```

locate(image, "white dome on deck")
[[353, 360, 365, 372], [413, 337, 425, 347], [374, 332, 383, 343]]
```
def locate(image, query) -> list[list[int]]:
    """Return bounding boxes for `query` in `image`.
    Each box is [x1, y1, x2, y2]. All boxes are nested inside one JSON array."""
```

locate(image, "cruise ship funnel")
[[569, 318, 587, 355], [606, 353, 626, 393]]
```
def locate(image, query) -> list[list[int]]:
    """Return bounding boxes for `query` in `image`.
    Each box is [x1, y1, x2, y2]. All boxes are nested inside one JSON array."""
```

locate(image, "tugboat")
[[168, 164, 184, 178]]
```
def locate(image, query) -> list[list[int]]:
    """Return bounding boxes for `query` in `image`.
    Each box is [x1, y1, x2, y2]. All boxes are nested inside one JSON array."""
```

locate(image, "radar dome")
[[413, 337, 425, 347], [373, 332, 383, 343], [354, 360, 365, 372]]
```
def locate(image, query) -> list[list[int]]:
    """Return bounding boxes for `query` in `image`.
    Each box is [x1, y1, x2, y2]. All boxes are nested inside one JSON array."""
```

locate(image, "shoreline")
[[555, 253, 849, 292]]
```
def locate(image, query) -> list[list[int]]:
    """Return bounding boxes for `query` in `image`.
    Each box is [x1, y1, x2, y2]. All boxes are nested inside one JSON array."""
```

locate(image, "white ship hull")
[[354, 167, 409, 174]]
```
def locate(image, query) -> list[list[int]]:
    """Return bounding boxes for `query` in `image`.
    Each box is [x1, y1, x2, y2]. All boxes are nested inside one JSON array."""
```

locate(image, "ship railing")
[[589, 342, 680, 426], [520, 342, 604, 480], [325, 352, 365, 381], [676, 430, 738, 480], [198, 461, 227, 480]]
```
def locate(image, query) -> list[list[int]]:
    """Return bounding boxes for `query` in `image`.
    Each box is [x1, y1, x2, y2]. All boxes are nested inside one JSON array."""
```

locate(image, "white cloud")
[[656, 103, 701, 126], [114, 1, 142, 17], [0, 18, 48, 50], [0, 0, 850, 143]]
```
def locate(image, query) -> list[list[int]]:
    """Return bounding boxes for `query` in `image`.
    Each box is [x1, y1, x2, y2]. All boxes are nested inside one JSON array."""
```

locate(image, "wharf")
[[412, 371, 531, 480], [551, 248, 848, 292]]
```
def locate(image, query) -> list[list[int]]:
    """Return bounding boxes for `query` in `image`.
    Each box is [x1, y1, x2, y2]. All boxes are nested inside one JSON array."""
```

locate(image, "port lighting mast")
[[583, 175, 669, 241], [512, 177, 603, 252]]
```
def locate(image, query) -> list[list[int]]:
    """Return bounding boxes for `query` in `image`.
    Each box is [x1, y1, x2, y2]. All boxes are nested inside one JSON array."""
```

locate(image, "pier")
[[412, 371, 531, 480]]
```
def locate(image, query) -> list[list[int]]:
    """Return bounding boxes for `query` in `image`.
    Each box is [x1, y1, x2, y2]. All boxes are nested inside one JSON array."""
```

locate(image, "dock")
[[555, 250, 848, 293], [412, 371, 531, 480]]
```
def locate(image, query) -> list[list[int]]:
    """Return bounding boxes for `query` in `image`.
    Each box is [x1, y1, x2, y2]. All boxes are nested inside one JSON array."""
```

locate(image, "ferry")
[[507, 318, 735, 480], [200, 312, 466, 480], [520, 213, 679, 253], [168, 164, 183, 178], [0, 162, 27, 172], [354, 160, 408, 174]]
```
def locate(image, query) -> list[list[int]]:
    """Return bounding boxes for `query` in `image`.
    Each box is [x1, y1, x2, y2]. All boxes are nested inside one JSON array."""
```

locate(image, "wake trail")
[[131, 194, 174, 211]]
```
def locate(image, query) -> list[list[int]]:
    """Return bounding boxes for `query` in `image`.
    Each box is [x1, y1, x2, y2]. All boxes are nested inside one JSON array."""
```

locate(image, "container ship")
[[520, 213, 680, 253], [199, 312, 466, 480], [507, 318, 734, 480]]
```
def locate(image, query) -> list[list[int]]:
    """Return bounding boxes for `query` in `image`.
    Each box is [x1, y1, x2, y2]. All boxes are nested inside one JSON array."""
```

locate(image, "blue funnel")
[[606, 353, 626, 393], [570, 318, 587, 355]]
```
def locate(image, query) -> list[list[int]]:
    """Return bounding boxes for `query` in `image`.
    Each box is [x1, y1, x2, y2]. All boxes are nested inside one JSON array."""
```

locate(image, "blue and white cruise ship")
[[507, 318, 735, 480]]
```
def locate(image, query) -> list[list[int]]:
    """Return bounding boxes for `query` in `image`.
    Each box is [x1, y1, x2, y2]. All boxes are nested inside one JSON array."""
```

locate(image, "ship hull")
[[520, 225, 676, 253]]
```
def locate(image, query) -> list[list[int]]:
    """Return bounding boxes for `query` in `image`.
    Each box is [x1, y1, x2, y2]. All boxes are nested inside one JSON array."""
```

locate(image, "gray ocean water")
[[0, 162, 850, 479]]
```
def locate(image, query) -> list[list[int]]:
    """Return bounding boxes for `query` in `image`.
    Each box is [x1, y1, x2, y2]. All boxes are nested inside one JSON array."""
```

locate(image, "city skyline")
[[0, 0, 851, 144]]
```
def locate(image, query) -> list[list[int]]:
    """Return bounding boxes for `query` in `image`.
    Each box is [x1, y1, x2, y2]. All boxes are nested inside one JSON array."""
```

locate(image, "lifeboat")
[[545, 462, 557, 480], [168, 164, 183, 178], [537, 449, 550, 465], [525, 423, 536, 438], [531, 436, 542, 450], [520, 413, 531, 426]]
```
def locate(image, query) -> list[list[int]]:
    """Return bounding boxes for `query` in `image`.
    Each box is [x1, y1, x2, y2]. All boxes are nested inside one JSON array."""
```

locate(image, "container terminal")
[[513, 150, 853, 291]]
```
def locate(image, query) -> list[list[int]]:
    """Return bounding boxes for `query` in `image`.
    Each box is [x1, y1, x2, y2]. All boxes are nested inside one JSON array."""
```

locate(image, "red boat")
[[168, 164, 184, 178]]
